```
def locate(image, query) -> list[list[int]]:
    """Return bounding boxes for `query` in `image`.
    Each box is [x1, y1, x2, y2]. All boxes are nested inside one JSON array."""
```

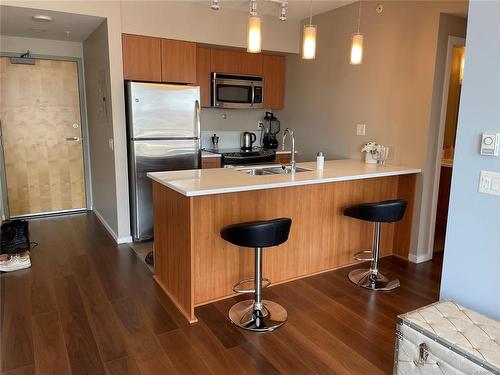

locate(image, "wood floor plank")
[[111, 297, 179, 375], [69, 254, 129, 362], [1, 274, 34, 372], [105, 356, 142, 375], [52, 275, 106, 375], [32, 312, 71, 375], [1, 214, 444, 375], [157, 329, 214, 375]]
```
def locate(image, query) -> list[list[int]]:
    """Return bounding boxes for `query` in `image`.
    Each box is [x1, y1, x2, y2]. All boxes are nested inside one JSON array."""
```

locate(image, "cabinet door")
[[275, 153, 291, 165], [211, 49, 263, 76], [122, 34, 162, 82], [196, 47, 212, 107], [161, 39, 197, 83], [201, 157, 221, 169], [263, 54, 285, 109]]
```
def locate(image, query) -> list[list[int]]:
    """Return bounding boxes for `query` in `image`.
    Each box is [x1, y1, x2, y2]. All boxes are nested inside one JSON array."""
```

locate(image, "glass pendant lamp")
[[302, 0, 317, 59], [247, 0, 262, 53], [350, 1, 364, 65]]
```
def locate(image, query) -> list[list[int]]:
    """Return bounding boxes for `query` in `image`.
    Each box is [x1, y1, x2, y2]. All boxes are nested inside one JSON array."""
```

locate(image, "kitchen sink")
[[240, 166, 312, 175]]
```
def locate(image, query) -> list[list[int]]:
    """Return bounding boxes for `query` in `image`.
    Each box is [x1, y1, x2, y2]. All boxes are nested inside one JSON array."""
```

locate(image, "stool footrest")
[[353, 250, 374, 261], [233, 277, 271, 294]]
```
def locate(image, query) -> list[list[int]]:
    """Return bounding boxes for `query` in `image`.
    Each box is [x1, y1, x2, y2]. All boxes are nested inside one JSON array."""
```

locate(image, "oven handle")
[[251, 83, 255, 106]]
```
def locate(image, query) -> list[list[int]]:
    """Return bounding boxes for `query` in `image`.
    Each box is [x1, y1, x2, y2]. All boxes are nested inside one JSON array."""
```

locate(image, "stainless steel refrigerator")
[[126, 81, 201, 241]]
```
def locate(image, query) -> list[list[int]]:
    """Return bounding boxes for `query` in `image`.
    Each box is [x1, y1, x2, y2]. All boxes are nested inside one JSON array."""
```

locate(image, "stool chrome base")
[[229, 300, 287, 332], [348, 268, 400, 291]]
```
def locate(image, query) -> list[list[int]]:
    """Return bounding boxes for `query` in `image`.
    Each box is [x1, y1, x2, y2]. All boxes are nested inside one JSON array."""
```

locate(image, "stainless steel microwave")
[[211, 73, 264, 109]]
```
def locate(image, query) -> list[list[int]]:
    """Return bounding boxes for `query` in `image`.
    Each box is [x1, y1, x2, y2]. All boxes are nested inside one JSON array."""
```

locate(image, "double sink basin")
[[239, 166, 312, 176]]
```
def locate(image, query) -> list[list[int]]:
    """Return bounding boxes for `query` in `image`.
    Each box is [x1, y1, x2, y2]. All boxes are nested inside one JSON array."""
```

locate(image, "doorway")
[[430, 37, 466, 253], [0, 56, 89, 218]]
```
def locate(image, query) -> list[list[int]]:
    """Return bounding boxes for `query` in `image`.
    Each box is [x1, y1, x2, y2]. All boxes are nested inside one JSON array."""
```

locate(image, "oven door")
[[213, 77, 263, 109]]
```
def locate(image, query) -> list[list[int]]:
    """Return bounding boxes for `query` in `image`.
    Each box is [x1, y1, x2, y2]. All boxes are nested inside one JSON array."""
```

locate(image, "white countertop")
[[148, 159, 421, 197]]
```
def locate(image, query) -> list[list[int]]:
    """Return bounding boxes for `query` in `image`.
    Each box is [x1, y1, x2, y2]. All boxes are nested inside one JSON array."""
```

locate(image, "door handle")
[[66, 136, 80, 142]]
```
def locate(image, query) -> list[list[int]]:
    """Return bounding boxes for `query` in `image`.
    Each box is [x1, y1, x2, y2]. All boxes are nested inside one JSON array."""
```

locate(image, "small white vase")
[[364, 152, 377, 164]]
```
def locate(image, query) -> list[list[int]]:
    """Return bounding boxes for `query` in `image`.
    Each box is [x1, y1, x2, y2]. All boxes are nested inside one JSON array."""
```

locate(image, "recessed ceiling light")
[[32, 15, 53, 22]]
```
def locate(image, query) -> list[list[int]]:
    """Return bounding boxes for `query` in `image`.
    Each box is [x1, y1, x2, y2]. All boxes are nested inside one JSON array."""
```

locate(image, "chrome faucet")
[[282, 128, 296, 172]]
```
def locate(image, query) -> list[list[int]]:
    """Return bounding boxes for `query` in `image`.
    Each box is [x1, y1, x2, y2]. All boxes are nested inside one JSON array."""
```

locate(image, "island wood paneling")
[[152, 174, 416, 321], [152, 182, 196, 322], [393, 173, 417, 258]]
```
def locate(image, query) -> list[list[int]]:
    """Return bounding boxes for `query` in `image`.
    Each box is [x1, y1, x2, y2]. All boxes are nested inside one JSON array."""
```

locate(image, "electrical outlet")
[[257, 120, 264, 129], [357, 124, 366, 136], [479, 170, 500, 196]]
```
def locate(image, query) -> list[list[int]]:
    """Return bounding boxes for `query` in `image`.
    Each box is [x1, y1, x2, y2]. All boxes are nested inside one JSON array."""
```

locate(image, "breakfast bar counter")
[[148, 160, 420, 322]]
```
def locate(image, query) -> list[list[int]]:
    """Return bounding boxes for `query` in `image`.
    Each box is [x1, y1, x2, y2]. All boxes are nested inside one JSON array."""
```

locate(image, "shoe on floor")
[[0, 252, 31, 272]]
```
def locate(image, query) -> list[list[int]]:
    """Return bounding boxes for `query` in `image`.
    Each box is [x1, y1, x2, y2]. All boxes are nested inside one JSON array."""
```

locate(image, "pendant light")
[[350, 1, 363, 64], [302, 0, 317, 60], [247, 0, 262, 53]]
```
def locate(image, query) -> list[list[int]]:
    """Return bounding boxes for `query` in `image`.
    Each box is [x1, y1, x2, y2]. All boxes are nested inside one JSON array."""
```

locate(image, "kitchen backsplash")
[[200, 108, 267, 149]]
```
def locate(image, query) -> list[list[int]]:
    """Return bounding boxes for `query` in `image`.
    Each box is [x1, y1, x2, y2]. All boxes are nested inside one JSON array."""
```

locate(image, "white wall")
[[83, 20, 122, 241], [277, 1, 467, 260], [440, 0, 500, 320], [0, 35, 83, 58], [121, 1, 300, 53]]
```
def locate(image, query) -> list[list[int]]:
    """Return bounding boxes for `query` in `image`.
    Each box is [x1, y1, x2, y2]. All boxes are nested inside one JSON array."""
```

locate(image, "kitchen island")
[[148, 160, 420, 322]]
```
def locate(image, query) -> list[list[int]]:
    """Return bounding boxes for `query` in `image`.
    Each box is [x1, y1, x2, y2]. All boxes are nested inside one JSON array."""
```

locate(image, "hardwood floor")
[[1, 213, 443, 374]]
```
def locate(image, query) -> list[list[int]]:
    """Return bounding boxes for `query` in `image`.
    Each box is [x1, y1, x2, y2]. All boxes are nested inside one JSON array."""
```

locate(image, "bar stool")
[[344, 199, 407, 291], [220, 217, 292, 332]]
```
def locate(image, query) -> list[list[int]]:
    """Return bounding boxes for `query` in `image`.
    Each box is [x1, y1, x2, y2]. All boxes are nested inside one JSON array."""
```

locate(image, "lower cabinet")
[[275, 153, 291, 164], [201, 157, 222, 169]]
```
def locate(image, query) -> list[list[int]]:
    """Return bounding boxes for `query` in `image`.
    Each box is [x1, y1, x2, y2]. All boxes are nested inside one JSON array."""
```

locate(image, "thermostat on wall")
[[480, 133, 500, 156]]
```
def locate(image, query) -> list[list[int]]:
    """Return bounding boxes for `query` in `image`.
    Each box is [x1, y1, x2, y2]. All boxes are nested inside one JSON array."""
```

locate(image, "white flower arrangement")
[[361, 142, 381, 154]]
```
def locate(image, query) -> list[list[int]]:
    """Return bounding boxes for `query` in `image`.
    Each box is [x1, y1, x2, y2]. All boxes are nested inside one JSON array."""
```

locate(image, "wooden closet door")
[[0, 57, 86, 216]]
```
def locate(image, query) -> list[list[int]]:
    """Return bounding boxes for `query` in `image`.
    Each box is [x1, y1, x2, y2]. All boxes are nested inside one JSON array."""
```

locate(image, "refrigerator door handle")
[[195, 99, 201, 137]]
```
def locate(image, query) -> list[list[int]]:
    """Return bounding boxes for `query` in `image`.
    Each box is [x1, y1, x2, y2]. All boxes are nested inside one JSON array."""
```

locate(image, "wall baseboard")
[[408, 253, 433, 264], [92, 208, 132, 245]]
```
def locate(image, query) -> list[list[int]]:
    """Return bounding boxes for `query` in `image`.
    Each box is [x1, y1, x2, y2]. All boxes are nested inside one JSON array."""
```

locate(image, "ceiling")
[[196, 0, 355, 19], [0, 5, 104, 42]]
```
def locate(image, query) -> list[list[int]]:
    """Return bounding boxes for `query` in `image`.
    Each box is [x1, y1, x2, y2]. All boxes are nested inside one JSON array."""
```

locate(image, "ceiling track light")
[[279, 2, 288, 21], [247, 0, 262, 53], [210, 0, 220, 11], [350, 1, 364, 65], [302, 0, 317, 60]]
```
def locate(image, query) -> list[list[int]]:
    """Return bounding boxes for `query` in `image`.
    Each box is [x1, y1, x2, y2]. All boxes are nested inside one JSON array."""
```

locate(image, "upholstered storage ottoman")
[[394, 300, 500, 374]]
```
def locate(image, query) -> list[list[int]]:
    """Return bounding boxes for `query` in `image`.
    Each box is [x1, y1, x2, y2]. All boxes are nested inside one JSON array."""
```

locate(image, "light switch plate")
[[479, 170, 500, 196], [357, 124, 366, 136], [108, 138, 114, 151], [480, 133, 500, 156]]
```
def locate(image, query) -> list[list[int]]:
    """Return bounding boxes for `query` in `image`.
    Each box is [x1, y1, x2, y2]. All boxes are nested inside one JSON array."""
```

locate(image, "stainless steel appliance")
[[211, 73, 263, 109], [126, 81, 201, 241], [205, 148, 276, 166], [242, 131, 257, 150], [262, 112, 280, 150]]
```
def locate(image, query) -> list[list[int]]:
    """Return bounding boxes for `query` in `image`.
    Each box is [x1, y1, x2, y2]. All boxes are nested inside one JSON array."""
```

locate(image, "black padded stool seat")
[[221, 218, 292, 248], [344, 199, 407, 291], [344, 199, 407, 223], [220, 217, 292, 332]]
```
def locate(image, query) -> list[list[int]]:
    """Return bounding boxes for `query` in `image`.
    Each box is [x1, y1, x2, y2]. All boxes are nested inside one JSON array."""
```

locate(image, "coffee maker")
[[262, 112, 280, 150]]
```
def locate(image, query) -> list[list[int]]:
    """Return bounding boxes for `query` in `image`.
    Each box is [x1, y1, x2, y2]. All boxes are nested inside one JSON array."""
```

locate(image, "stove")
[[205, 148, 276, 165]]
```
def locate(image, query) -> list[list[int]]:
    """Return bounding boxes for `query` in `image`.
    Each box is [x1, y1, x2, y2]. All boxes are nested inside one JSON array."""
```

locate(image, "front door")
[[0, 57, 86, 217]]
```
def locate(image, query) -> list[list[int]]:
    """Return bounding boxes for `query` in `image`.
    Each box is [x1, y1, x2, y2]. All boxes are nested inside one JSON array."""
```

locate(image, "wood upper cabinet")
[[161, 39, 197, 83], [210, 49, 263, 76], [263, 54, 285, 109], [196, 47, 212, 107], [122, 34, 162, 82]]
